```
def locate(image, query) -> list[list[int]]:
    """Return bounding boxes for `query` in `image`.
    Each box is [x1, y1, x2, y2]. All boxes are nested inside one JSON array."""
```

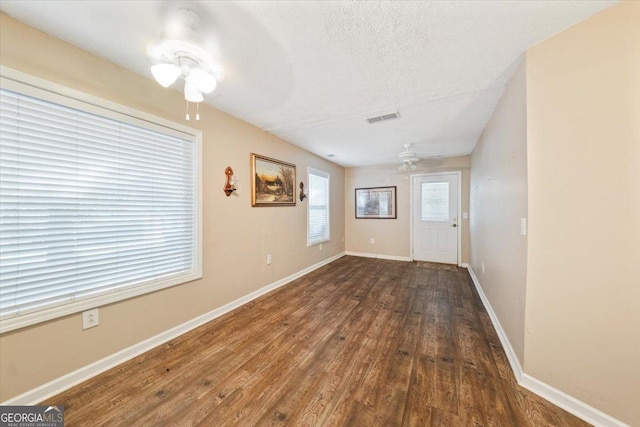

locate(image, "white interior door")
[[412, 173, 459, 264]]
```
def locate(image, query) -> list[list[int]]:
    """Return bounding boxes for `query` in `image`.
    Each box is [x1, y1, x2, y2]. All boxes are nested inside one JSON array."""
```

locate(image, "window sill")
[[0, 270, 202, 335]]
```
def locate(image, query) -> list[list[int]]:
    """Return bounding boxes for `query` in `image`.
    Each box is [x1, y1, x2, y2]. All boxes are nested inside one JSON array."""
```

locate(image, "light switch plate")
[[520, 218, 527, 236]]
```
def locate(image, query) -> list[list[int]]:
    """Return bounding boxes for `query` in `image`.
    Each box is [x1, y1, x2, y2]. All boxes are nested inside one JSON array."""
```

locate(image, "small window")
[[421, 182, 449, 221], [0, 74, 201, 333], [307, 168, 330, 246]]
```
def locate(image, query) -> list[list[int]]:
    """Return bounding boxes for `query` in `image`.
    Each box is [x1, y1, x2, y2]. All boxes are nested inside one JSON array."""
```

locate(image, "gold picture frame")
[[251, 153, 296, 206]]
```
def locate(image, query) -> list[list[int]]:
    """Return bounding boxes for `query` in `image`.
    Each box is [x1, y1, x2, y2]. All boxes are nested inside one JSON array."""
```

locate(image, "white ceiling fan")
[[398, 143, 421, 171], [397, 143, 445, 171], [147, 7, 224, 120]]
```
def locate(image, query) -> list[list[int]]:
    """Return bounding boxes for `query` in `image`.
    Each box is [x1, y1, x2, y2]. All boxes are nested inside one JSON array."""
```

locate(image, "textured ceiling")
[[0, 1, 617, 167]]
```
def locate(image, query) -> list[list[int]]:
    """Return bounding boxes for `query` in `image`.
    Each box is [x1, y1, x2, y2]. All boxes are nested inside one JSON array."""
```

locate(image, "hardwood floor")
[[44, 256, 589, 426]]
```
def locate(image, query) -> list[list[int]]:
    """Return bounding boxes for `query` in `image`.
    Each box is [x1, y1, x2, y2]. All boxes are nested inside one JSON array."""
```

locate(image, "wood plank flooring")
[[43, 256, 589, 426]]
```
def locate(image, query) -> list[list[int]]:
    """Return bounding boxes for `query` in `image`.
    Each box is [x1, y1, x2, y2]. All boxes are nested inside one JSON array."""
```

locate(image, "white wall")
[[470, 57, 528, 364], [471, 3, 640, 424], [524, 2, 640, 424]]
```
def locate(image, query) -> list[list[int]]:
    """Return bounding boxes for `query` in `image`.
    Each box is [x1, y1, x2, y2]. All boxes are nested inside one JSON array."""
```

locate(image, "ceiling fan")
[[397, 143, 445, 171], [147, 7, 224, 120], [398, 143, 420, 171]]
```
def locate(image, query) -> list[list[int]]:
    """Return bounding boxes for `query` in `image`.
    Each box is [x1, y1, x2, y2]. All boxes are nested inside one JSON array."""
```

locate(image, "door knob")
[[452, 223, 457, 228]]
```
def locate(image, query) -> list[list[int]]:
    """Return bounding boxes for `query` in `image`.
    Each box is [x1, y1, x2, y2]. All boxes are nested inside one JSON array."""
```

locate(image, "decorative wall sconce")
[[299, 182, 307, 201], [224, 166, 236, 196]]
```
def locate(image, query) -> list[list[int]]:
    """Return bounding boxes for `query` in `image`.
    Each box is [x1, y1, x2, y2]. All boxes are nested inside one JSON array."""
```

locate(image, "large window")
[[0, 72, 201, 333], [307, 168, 330, 246]]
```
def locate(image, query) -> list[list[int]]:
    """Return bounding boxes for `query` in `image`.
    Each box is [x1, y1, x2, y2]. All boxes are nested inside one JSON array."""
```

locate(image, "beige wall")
[[345, 157, 470, 263], [470, 58, 528, 364], [525, 2, 640, 425], [0, 13, 345, 401]]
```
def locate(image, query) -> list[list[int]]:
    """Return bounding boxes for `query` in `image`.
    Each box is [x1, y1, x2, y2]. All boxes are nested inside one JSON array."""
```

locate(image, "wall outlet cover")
[[82, 308, 99, 330]]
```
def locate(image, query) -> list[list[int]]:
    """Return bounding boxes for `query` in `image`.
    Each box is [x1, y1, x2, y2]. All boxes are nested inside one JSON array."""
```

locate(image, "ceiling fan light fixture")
[[399, 162, 417, 171], [151, 63, 181, 87], [398, 143, 420, 163], [397, 143, 420, 171], [184, 79, 204, 103], [148, 8, 224, 120], [189, 68, 216, 94]]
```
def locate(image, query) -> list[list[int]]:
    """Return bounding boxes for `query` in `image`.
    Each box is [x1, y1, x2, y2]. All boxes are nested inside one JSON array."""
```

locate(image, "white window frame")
[[0, 66, 202, 334], [307, 167, 330, 246]]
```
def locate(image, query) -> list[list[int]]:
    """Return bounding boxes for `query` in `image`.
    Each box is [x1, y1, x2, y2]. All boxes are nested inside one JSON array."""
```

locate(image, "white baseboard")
[[520, 373, 630, 427], [345, 251, 411, 262], [1, 252, 346, 406], [466, 266, 524, 381], [466, 266, 629, 427]]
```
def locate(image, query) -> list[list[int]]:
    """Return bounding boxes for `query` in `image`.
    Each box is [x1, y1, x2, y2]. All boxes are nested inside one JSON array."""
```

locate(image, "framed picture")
[[355, 186, 397, 219], [251, 153, 296, 206]]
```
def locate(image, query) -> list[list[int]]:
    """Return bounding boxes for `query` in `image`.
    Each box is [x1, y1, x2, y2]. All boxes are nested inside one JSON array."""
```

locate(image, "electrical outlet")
[[266, 254, 272, 265], [319, 243, 323, 250], [82, 308, 99, 330], [481, 262, 485, 273], [369, 238, 375, 244]]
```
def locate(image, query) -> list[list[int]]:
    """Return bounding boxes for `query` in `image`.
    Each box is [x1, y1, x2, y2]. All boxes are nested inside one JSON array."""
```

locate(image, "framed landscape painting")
[[251, 153, 296, 206], [355, 186, 397, 219]]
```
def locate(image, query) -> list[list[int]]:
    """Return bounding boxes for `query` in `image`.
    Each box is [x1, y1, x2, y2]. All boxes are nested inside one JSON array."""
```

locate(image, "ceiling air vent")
[[366, 111, 400, 124]]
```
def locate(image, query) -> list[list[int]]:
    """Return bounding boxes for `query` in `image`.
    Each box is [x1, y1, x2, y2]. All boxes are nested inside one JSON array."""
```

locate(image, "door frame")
[[409, 171, 462, 266]]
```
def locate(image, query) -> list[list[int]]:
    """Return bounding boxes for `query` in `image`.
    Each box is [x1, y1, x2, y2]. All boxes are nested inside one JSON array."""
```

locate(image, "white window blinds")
[[307, 168, 330, 245], [0, 85, 200, 332]]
